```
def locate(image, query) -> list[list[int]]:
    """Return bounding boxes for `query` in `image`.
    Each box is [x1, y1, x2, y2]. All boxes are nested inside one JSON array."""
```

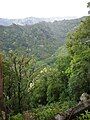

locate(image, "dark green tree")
[[66, 16, 90, 100], [4, 51, 36, 113]]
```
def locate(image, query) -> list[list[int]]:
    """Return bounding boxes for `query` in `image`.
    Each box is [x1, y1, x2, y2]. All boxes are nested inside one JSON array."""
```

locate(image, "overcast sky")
[[0, 0, 89, 19]]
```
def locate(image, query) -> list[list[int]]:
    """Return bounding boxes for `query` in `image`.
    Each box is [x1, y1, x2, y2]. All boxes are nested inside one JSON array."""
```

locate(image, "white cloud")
[[0, 0, 89, 18]]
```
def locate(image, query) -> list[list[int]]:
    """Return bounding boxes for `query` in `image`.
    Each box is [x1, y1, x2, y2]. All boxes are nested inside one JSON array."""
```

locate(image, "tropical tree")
[[4, 51, 36, 113], [66, 16, 90, 100]]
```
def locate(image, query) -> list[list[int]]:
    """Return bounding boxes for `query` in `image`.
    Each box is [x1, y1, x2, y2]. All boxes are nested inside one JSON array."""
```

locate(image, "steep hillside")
[[0, 18, 81, 59]]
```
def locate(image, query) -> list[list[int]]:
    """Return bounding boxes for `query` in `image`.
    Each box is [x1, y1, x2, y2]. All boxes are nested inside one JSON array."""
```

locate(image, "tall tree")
[[4, 52, 36, 113], [66, 16, 90, 100]]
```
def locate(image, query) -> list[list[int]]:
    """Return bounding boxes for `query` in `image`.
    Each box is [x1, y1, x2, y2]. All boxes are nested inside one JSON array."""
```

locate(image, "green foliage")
[[33, 103, 61, 120], [30, 78, 47, 107], [3, 51, 37, 113], [29, 61, 70, 107], [67, 16, 90, 56], [77, 111, 90, 120], [10, 113, 23, 120], [34, 107, 56, 120], [46, 68, 68, 103], [0, 18, 81, 60], [66, 16, 90, 100], [32, 100, 76, 120], [2, 14, 90, 120]]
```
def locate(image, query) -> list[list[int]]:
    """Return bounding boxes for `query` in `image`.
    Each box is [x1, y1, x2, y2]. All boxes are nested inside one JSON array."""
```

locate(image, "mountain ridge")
[[0, 17, 82, 59], [0, 16, 79, 26]]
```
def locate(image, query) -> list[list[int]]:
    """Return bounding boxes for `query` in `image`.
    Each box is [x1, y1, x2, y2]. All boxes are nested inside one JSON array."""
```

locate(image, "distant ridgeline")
[[0, 17, 83, 60]]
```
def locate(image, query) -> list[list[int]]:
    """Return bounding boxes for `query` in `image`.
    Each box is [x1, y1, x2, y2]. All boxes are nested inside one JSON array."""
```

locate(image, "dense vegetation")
[[0, 15, 90, 119], [0, 18, 81, 60]]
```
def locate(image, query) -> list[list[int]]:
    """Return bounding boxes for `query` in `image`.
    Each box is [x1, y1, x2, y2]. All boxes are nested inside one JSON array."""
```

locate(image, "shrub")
[[77, 110, 90, 120], [10, 113, 23, 120]]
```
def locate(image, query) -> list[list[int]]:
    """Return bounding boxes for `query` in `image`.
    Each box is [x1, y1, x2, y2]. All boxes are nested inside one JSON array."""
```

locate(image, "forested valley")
[[0, 3, 90, 120]]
